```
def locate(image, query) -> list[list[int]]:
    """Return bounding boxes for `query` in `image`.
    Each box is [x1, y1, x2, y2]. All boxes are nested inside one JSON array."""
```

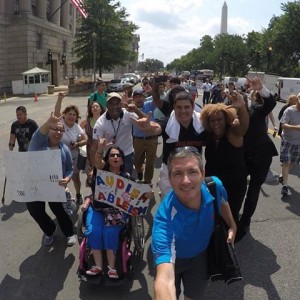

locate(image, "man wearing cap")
[[91, 92, 146, 175], [9, 106, 38, 152], [279, 92, 300, 196], [132, 89, 158, 184], [88, 80, 108, 110]]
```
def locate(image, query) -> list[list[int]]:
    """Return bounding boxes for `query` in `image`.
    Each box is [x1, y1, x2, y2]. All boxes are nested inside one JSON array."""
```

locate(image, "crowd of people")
[[7, 74, 300, 299]]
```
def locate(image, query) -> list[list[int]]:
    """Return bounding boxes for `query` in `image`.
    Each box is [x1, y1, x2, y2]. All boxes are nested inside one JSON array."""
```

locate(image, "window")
[[34, 74, 40, 83], [36, 33, 42, 50]]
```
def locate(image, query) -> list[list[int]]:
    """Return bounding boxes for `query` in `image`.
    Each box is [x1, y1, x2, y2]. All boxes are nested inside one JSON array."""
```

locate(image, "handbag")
[[205, 177, 243, 285], [103, 207, 125, 226]]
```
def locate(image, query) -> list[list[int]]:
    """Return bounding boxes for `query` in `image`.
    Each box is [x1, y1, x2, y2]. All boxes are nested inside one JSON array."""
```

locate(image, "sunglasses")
[[171, 146, 199, 155], [50, 127, 65, 133], [109, 153, 122, 158]]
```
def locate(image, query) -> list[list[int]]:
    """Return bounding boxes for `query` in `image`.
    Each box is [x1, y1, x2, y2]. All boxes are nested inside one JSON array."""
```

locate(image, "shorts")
[[175, 251, 208, 299], [280, 140, 300, 164], [72, 156, 80, 174]]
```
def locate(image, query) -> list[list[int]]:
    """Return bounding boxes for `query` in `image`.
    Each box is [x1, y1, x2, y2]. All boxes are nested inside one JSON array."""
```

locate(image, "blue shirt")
[[28, 129, 73, 179], [132, 99, 156, 137], [152, 176, 227, 265]]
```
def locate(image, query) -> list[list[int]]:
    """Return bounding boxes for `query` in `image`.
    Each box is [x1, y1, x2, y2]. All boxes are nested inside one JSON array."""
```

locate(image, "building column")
[[18, 0, 32, 14], [49, 0, 61, 25], [61, 0, 70, 29], [37, 0, 47, 20]]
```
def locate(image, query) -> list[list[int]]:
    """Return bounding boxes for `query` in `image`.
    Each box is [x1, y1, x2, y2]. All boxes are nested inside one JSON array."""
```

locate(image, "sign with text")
[[94, 170, 152, 216], [2, 150, 65, 202]]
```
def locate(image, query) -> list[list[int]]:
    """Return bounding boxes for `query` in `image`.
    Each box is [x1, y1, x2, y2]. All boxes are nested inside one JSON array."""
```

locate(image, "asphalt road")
[[0, 91, 300, 300]]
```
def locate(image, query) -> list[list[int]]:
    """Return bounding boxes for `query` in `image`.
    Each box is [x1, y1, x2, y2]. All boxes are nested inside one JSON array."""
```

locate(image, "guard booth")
[[22, 67, 50, 95]]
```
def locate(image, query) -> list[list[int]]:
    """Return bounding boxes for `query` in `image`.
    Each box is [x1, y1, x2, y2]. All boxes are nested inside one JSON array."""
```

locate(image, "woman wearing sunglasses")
[[82, 137, 130, 279]]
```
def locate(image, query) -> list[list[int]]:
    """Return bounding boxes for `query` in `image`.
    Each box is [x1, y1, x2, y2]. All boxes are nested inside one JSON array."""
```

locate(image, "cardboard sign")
[[2, 150, 65, 202], [94, 170, 152, 216]]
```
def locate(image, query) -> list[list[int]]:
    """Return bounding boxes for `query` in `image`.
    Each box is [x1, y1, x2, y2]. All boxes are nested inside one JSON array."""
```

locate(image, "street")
[[0, 91, 300, 300]]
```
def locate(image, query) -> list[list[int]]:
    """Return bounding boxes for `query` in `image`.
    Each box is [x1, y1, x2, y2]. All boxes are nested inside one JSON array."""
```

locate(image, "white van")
[[277, 77, 300, 102]]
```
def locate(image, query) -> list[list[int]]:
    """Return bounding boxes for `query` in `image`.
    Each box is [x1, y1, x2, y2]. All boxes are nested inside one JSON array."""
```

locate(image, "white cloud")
[[120, 0, 288, 65]]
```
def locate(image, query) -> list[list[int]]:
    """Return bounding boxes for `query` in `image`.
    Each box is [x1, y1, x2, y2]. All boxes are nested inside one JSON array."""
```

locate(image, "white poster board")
[[94, 170, 152, 216], [2, 150, 66, 202]]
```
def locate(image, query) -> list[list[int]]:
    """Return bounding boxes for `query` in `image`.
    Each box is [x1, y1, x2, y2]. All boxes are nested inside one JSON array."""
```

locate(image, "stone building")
[[0, 0, 139, 94]]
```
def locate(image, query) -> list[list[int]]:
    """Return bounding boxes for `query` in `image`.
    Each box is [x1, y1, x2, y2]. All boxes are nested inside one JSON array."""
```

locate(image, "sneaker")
[[281, 185, 289, 196], [76, 194, 83, 205], [86, 266, 102, 276], [107, 266, 118, 279], [43, 225, 56, 246], [279, 174, 283, 184], [66, 235, 77, 247], [43, 234, 54, 246], [137, 172, 143, 181]]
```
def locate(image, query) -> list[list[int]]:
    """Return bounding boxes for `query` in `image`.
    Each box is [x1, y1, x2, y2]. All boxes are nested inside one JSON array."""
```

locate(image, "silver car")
[[107, 78, 130, 92]]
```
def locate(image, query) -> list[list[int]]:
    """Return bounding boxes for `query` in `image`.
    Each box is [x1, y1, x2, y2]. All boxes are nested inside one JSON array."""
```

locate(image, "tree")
[[74, 0, 138, 76], [138, 58, 164, 73]]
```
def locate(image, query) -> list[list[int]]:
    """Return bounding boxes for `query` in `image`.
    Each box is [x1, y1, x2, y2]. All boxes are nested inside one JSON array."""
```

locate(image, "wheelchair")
[[77, 207, 145, 285]]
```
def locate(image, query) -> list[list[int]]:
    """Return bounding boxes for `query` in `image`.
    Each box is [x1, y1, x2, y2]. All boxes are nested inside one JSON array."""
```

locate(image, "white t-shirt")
[[61, 121, 85, 159], [93, 108, 137, 156]]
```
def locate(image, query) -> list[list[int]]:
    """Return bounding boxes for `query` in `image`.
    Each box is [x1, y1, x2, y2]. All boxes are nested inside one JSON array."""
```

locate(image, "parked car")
[[106, 78, 130, 92], [123, 73, 139, 84]]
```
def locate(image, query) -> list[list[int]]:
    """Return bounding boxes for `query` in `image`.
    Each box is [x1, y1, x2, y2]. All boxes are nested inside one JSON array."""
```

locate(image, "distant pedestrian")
[[9, 106, 38, 152], [202, 78, 212, 106], [279, 93, 300, 195]]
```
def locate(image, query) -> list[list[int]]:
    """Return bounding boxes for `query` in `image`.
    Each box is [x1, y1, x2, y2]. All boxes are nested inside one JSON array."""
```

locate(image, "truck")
[[277, 77, 300, 102], [247, 71, 279, 95]]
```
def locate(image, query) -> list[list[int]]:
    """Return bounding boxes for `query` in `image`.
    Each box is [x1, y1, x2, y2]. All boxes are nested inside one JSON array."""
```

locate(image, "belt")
[[133, 135, 157, 140]]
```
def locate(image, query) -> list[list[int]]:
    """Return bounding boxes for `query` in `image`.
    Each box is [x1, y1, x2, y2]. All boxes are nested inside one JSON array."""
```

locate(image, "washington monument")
[[220, 1, 228, 34]]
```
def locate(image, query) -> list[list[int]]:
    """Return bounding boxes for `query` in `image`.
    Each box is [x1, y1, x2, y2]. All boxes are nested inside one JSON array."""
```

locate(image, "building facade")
[[0, 0, 139, 94]]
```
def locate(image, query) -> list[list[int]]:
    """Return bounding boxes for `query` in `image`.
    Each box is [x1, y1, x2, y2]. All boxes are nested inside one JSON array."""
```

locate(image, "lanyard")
[[111, 118, 122, 140]]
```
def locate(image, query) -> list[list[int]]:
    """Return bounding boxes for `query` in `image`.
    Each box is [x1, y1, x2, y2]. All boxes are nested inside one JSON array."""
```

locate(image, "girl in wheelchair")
[[81, 138, 132, 279]]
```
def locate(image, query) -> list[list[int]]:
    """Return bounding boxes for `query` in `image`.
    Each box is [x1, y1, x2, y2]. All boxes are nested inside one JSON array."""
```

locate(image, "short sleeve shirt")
[[152, 176, 227, 265], [11, 119, 38, 152], [93, 108, 137, 156], [280, 105, 300, 144]]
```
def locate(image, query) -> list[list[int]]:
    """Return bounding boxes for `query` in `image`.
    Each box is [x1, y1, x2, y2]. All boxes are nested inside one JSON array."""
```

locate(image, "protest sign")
[[2, 150, 65, 202], [94, 170, 152, 216]]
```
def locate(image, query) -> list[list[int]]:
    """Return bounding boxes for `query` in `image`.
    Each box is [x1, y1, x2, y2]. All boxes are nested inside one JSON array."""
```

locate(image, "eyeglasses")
[[50, 127, 65, 133], [171, 146, 199, 155], [109, 153, 122, 158]]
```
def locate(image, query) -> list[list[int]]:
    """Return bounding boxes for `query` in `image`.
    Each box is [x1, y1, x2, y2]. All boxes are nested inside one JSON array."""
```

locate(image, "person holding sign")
[[82, 138, 132, 279], [27, 113, 76, 247]]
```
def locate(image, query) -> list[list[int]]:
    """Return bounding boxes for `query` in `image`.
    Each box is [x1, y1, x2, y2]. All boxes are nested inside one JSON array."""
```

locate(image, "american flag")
[[70, 0, 88, 18]]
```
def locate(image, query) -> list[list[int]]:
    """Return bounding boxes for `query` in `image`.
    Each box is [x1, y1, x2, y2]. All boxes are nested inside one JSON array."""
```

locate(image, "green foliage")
[[167, 1, 300, 78], [138, 58, 164, 73], [74, 0, 138, 76]]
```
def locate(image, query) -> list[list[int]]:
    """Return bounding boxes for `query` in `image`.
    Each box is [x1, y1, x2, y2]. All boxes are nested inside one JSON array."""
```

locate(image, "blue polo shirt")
[[152, 176, 227, 265]]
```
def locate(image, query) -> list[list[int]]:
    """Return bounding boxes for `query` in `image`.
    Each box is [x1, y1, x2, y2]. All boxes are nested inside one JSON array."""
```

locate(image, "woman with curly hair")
[[200, 90, 249, 224]]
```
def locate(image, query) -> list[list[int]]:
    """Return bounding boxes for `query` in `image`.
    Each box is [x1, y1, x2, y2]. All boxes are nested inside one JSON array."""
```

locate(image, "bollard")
[[4, 92, 6, 102]]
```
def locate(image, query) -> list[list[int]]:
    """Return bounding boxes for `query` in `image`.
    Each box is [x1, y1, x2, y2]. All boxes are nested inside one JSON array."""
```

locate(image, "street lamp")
[[60, 53, 66, 65], [267, 45, 272, 71]]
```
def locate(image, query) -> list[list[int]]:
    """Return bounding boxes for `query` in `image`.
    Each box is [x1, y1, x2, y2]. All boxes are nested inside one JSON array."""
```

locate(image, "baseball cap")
[[107, 92, 122, 102], [133, 90, 144, 97]]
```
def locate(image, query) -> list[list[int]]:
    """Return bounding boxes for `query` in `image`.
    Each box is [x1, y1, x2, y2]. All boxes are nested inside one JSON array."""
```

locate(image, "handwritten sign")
[[94, 170, 152, 216], [2, 150, 66, 202]]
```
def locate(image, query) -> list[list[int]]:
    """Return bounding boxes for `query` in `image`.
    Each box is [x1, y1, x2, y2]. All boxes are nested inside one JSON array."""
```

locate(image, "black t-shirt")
[[158, 117, 204, 165], [10, 119, 38, 152]]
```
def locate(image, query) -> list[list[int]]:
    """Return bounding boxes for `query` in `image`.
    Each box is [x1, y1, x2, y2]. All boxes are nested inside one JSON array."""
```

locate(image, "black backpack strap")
[[94, 92, 97, 101], [205, 177, 221, 223]]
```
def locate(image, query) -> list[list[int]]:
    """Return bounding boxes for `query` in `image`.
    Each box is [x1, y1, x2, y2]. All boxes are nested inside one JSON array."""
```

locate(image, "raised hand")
[[47, 112, 62, 128], [130, 112, 152, 131], [97, 136, 107, 152], [246, 75, 263, 91]]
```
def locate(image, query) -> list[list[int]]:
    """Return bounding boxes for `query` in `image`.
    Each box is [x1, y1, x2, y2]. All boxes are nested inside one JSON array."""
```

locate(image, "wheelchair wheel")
[[131, 216, 145, 257]]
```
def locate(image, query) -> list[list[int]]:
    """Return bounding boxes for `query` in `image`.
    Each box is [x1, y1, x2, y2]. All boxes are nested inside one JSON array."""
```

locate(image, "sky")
[[119, 0, 290, 66]]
